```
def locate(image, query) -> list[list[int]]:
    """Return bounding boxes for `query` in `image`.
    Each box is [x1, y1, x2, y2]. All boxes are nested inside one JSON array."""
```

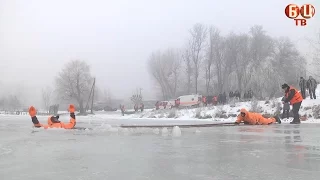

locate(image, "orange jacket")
[[236, 108, 275, 125], [285, 86, 303, 105], [47, 116, 76, 129], [213, 96, 217, 101], [29, 104, 76, 129], [202, 96, 206, 102]]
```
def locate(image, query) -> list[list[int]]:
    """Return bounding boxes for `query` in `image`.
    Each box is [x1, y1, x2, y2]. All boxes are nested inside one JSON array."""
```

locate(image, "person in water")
[[29, 104, 76, 129], [235, 108, 281, 125]]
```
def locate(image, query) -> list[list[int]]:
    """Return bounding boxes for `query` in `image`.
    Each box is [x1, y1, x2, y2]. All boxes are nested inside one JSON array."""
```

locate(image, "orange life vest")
[[47, 116, 76, 129], [285, 86, 303, 104], [213, 96, 217, 101]]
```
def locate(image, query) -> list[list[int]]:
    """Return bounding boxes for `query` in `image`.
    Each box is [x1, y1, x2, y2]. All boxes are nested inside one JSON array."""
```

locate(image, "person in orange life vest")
[[235, 108, 281, 125], [202, 96, 207, 106], [281, 83, 303, 124], [213, 96, 218, 106], [29, 104, 76, 129]]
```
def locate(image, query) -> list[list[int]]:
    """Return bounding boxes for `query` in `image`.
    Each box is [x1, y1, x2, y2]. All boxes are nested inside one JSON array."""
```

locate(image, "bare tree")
[[42, 86, 53, 113], [182, 49, 192, 94], [248, 26, 274, 98], [93, 86, 101, 102], [235, 34, 252, 94], [55, 60, 93, 114], [8, 95, 20, 111], [273, 37, 305, 84], [166, 49, 181, 97], [188, 23, 207, 93], [103, 88, 113, 105], [205, 27, 215, 95], [223, 33, 242, 93], [148, 49, 182, 99], [147, 24, 307, 100], [208, 27, 228, 94], [148, 51, 169, 99]]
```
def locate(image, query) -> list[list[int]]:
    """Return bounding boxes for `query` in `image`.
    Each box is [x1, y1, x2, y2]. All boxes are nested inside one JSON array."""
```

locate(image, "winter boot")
[[274, 116, 281, 124], [290, 119, 301, 124]]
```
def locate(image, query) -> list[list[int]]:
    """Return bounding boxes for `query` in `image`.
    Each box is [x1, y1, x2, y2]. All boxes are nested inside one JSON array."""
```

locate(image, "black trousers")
[[309, 88, 316, 99], [282, 109, 289, 119], [300, 88, 306, 99], [292, 102, 302, 122]]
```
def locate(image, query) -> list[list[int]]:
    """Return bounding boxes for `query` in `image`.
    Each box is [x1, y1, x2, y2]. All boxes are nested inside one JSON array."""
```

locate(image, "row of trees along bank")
[[148, 24, 307, 101]]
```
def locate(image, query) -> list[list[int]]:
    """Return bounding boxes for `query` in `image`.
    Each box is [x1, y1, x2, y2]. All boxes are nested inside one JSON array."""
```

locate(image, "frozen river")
[[1, 114, 320, 180]]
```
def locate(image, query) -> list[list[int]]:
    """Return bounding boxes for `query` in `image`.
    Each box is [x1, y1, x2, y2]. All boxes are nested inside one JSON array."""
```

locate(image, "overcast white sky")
[[0, 0, 319, 106]]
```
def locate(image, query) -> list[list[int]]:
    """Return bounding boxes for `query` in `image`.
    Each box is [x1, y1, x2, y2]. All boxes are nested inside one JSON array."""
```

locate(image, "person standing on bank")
[[282, 84, 303, 124], [307, 76, 317, 99], [281, 96, 290, 119], [299, 77, 307, 99]]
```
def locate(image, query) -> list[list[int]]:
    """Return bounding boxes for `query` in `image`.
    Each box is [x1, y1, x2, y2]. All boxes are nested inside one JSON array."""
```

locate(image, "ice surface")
[[1, 116, 320, 180], [1, 85, 320, 179]]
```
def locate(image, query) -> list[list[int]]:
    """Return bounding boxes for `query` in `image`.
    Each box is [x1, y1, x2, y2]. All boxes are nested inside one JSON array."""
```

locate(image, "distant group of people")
[[119, 103, 144, 116], [202, 93, 227, 106], [243, 90, 254, 99], [229, 91, 241, 99], [299, 76, 317, 99], [212, 93, 227, 105], [134, 103, 144, 112], [229, 90, 254, 101]]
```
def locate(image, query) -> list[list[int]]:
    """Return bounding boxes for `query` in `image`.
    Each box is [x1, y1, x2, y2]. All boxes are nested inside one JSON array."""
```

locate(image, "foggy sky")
[[0, 0, 319, 106]]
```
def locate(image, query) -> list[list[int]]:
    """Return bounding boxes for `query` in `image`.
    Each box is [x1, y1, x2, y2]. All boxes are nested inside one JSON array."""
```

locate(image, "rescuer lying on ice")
[[29, 104, 76, 129], [235, 108, 281, 125]]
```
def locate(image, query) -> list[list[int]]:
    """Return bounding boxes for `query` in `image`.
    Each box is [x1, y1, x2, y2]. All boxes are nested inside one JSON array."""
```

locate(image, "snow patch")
[[153, 128, 160, 135], [172, 126, 181, 137], [161, 128, 168, 136]]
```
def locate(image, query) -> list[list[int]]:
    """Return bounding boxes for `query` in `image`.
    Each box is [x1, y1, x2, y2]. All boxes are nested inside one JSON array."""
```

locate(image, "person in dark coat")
[[218, 94, 222, 104], [244, 92, 248, 100], [307, 76, 317, 99], [299, 77, 307, 99], [248, 89, 253, 99], [222, 92, 227, 104], [281, 97, 290, 119], [229, 91, 234, 99]]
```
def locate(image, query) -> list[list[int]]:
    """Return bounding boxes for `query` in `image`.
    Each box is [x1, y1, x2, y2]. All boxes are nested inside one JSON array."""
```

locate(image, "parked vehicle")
[[104, 106, 117, 111], [176, 94, 202, 107]]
